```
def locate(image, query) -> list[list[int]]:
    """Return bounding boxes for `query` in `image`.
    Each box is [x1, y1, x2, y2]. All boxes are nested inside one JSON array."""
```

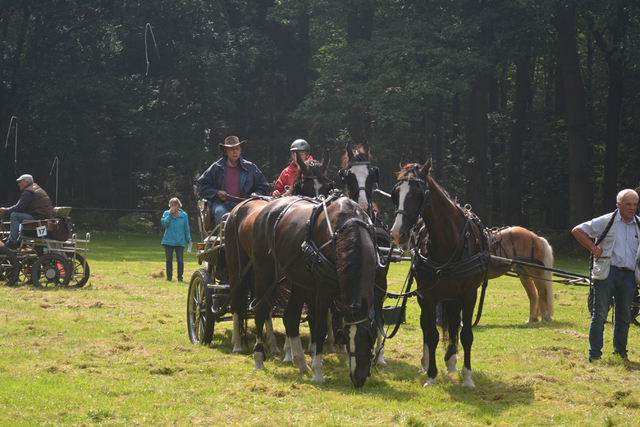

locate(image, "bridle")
[[339, 161, 379, 214], [294, 160, 334, 197], [391, 166, 430, 229]]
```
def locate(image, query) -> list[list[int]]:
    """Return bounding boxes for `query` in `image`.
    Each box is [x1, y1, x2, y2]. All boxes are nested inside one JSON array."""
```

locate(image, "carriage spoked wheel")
[[67, 254, 91, 288], [31, 253, 72, 288], [187, 268, 215, 345], [0, 247, 20, 287]]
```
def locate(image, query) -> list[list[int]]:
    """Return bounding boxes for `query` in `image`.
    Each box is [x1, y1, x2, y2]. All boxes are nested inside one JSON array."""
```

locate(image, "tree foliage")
[[1, 0, 639, 229]]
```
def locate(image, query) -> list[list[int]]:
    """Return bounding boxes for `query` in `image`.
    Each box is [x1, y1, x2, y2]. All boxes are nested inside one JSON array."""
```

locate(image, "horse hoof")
[[424, 378, 438, 387], [445, 354, 457, 373], [541, 315, 552, 322], [461, 367, 475, 387], [526, 317, 539, 324]]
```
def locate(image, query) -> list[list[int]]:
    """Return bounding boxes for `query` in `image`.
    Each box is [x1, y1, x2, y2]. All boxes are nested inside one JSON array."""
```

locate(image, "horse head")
[[334, 298, 375, 388], [292, 149, 333, 198], [389, 155, 432, 246], [339, 140, 379, 214]]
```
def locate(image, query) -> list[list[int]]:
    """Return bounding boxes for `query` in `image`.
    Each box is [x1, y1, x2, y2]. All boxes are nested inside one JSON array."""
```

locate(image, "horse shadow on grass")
[[208, 327, 536, 410]]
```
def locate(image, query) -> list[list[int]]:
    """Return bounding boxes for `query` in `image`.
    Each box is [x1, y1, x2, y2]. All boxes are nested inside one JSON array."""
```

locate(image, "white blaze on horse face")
[[390, 181, 411, 244], [349, 325, 357, 377], [351, 164, 370, 211], [313, 178, 323, 197]]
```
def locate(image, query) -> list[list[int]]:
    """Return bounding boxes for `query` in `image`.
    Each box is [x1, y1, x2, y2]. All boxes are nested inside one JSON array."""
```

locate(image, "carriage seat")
[[20, 207, 73, 241]]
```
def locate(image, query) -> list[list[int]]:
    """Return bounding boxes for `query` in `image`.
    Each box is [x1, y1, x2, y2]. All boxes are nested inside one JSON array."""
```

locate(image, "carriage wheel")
[[67, 254, 91, 288], [17, 257, 34, 285], [187, 269, 215, 345], [0, 247, 20, 287], [31, 253, 72, 288]]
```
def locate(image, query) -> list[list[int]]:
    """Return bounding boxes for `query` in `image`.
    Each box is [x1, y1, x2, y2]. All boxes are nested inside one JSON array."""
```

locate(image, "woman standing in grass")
[[161, 197, 192, 282]]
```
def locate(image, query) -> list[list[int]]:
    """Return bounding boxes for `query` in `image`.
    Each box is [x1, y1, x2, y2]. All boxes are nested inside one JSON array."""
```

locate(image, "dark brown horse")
[[390, 156, 489, 387], [247, 196, 377, 387], [339, 139, 391, 365], [225, 151, 334, 355]]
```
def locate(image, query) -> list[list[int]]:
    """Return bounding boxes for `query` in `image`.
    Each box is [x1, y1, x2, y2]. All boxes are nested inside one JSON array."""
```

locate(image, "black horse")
[[390, 156, 490, 387], [339, 140, 392, 365]]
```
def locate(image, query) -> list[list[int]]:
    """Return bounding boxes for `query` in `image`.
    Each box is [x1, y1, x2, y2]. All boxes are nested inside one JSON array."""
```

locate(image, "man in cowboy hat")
[[197, 135, 271, 225], [0, 174, 53, 250]]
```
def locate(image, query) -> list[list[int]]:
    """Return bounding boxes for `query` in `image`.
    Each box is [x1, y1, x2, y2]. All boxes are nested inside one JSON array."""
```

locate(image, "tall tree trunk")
[[553, 4, 592, 225], [586, 2, 629, 210], [465, 73, 490, 222], [506, 54, 531, 225]]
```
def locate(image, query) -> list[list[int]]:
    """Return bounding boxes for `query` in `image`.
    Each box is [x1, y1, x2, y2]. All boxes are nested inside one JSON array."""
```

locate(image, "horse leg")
[[444, 302, 460, 374], [375, 329, 387, 366], [252, 305, 268, 369], [264, 315, 281, 355], [232, 312, 244, 353], [420, 298, 440, 386], [325, 308, 336, 353], [311, 291, 329, 384], [518, 275, 540, 323], [532, 269, 554, 322], [460, 301, 476, 387], [283, 285, 310, 374], [282, 335, 292, 364]]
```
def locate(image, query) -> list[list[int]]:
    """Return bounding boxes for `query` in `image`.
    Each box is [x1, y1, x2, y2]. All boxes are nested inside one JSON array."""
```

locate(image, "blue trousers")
[[212, 201, 238, 227], [163, 245, 184, 281], [10, 212, 34, 242], [589, 266, 637, 359]]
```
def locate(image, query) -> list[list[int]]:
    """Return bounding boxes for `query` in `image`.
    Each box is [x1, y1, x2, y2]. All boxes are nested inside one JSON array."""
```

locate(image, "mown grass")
[[1, 231, 639, 426]]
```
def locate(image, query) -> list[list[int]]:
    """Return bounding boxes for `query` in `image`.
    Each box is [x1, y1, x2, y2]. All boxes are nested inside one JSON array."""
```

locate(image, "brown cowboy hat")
[[219, 135, 247, 154]]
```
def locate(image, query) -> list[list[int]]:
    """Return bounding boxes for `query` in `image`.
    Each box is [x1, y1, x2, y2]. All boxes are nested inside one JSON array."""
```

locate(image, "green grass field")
[[1, 231, 639, 426]]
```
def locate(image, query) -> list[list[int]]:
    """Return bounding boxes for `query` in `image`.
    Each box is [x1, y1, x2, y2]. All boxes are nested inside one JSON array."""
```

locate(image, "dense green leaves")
[[1, 0, 639, 229]]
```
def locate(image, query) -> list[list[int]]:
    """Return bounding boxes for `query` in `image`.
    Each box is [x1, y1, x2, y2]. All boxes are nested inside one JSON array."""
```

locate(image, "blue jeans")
[[212, 201, 238, 227], [10, 212, 34, 242], [589, 266, 637, 359], [164, 245, 185, 281]]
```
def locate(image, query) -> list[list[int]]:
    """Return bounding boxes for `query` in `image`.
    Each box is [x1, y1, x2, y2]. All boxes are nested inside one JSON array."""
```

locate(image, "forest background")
[[1, 0, 639, 238]]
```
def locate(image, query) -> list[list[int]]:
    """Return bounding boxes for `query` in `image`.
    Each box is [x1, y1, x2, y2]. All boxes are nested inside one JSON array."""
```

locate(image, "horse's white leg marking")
[[419, 343, 429, 373], [311, 350, 325, 384], [253, 338, 264, 370], [265, 316, 280, 354], [232, 313, 243, 353], [445, 354, 457, 373], [283, 335, 293, 364], [424, 377, 438, 387], [375, 329, 387, 366], [390, 181, 411, 244], [461, 366, 475, 387], [290, 336, 310, 374]]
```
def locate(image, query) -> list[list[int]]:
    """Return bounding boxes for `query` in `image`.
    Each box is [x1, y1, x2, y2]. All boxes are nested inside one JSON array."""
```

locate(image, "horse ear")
[[420, 156, 432, 178], [320, 149, 330, 173], [296, 152, 308, 174], [400, 155, 409, 168], [346, 141, 354, 162], [362, 139, 370, 156]]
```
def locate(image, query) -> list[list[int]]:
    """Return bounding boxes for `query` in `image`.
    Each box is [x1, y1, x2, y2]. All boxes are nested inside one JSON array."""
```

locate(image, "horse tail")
[[540, 236, 554, 317]]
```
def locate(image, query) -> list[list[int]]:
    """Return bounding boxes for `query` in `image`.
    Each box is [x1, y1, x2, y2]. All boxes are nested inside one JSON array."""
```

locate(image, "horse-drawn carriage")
[[0, 207, 91, 288]]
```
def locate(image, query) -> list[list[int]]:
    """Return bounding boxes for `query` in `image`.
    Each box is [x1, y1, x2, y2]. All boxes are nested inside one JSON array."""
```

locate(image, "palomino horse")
[[488, 227, 554, 323], [339, 139, 391, 365], [225, 150, 333, 355], [239, 195, 378, 387], [390, 156, 490, 387]]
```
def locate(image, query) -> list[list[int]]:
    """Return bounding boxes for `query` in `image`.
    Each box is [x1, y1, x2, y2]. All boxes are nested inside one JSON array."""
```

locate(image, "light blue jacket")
[[161, 209, 192, 247]]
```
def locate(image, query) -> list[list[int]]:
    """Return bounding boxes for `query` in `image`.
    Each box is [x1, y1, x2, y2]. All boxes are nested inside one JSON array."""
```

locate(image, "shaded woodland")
[[2, 0, 640, 231]]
